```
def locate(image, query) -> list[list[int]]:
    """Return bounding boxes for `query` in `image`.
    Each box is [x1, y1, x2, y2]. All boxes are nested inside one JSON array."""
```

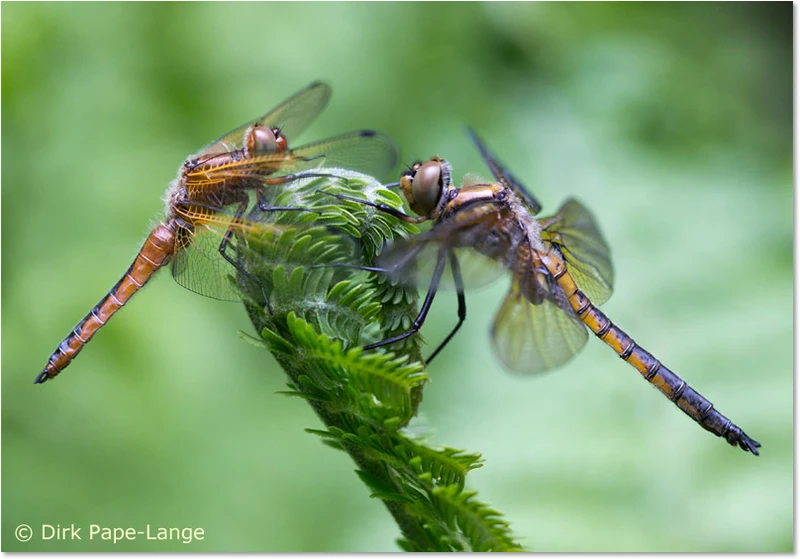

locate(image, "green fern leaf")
[[236, 170, 523, 551]]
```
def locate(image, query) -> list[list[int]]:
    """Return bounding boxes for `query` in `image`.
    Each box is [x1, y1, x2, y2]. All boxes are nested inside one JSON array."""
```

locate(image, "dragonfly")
[[36, 81, 398, 384], [329, 128, 760, 455]]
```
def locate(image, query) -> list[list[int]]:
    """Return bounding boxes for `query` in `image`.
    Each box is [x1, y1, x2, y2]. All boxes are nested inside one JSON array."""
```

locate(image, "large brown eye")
[[272, 127, 288, 152], [245, 125, 277, 154], [411, 159, 443, 215]]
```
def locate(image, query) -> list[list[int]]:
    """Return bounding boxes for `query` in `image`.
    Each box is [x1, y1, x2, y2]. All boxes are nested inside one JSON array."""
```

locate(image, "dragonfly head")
[[244, 124, 288, 155], [400, 156, 452, 217]]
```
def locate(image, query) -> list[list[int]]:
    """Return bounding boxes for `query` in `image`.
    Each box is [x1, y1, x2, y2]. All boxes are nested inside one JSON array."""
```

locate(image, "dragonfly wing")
[[466, 127, 542, 214], [375, 208, 509, 291], [187, 130, 399, 187], [491, 278, 588, 374], [191, 152, 328, 185], [289, 130, 399, 179], [377, 239, 508, 291], [198, 82, 331, 155], [172, 224, 242, 301], [541, 198, 614, 305]]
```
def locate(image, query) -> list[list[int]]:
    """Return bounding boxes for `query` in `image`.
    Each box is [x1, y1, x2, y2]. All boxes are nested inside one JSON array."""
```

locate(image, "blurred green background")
[[2, 2, 791, 552]]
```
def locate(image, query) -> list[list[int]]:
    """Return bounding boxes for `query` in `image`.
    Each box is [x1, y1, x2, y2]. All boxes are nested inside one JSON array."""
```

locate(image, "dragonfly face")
[[36, 81, 399, 384], [350, 128, 759, 455], [399, 157, 452, 218]]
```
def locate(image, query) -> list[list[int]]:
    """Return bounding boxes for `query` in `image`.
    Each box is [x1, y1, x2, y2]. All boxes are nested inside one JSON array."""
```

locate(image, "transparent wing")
[[491, 278, 588, 374], [172, 210, 340, 302], [172, 224, 242, 301], [375, 202, 512, 291], [185, 130, 399, 188], [198, 82, 331, 156], [541, 198, 614, 305], [184, 151, 327, 187], [378, 239, 508, 292], [466, 127, 542, 214], [290, 130, 399, 179]]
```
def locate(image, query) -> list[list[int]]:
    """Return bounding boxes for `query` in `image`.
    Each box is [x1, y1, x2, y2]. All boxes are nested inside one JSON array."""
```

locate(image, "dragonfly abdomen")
[[541, 249, 760, 454], [35, 223, 176, 384]]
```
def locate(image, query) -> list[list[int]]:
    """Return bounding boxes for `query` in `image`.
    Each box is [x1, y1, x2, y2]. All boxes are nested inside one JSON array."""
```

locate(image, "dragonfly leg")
[[218, 196, 273, 314], [425, 252, 467, 365], [321, 192, 428, 223], [312, 262, 391, 273], [312, 237, 427, 274], [363, 248, 447, 351], [255, 188, 322, 214]]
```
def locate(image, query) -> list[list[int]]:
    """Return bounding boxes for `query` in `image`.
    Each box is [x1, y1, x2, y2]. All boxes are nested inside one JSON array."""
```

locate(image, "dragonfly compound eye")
[[409, 159, 444, 216], [272, 128, 288, 151], [245, 124, 278, 155]]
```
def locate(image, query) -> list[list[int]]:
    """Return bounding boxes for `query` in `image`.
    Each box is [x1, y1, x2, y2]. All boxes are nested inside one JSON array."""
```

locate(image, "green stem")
[[237, 171, 524, 551]]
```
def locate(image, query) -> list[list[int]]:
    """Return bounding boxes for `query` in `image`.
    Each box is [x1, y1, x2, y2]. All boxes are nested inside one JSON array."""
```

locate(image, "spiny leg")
[[254, 187, 322, 215], [253, 172, 352, 214], [363, 248, 447, 351], [313, 241, 427, 275], [312, 191, 441, 352], [218, 196, 274, 313], [425, 251, 467, 365], [321, 192, 428, 223], [221, 185, 326, 312]]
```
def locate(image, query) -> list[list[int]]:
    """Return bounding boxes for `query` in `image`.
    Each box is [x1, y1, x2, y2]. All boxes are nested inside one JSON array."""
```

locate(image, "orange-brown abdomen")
[[36, 223, 176, 384]]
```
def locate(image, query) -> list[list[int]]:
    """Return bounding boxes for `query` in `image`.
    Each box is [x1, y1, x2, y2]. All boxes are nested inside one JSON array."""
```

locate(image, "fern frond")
[[237, 169, 523, 551], [429, 485, 524, 552], [398, 443, 484, 491]]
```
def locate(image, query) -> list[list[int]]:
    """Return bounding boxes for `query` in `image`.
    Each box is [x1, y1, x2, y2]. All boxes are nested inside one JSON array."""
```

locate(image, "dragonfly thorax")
[[182, 148, 247, 176], [163, 179, 186, 218]]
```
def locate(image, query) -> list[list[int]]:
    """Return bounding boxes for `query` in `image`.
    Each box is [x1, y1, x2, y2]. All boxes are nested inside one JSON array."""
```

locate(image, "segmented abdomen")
[[36, 222, 176, 384], [540, 248, 760, 454]]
